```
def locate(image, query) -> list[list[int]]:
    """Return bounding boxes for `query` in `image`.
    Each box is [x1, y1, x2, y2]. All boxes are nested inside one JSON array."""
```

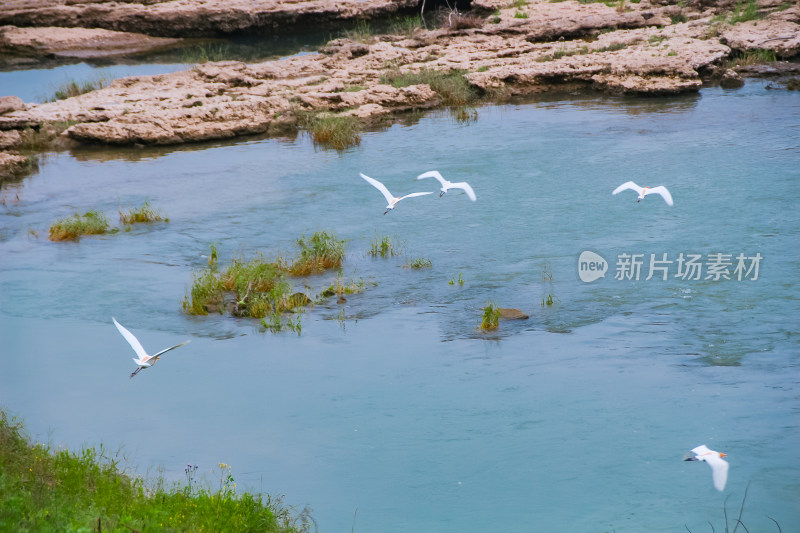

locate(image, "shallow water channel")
[[1, 81, 799, 532]]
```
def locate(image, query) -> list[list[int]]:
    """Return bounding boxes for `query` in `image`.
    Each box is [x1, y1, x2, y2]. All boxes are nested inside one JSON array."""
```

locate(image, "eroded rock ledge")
[[0, 0, 798, 154], [0, 0, 419, 38]]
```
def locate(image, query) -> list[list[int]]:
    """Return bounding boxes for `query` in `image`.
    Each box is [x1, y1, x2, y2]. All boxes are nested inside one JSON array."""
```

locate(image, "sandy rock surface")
[[720, 5, 800, 58], [0, 0, 418, 37]]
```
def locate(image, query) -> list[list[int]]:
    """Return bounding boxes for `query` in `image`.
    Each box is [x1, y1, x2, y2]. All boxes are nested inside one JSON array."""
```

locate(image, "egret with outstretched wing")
[[613, 181, 673, 206], [360, 173, 432, 214], [417, 170, 477, 201], [683, 444, 729, 491], [113, 317, 190, 378]]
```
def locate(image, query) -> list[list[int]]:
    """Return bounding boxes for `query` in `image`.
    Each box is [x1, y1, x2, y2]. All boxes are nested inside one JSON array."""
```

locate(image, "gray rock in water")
[[720, 69, 744, 89]]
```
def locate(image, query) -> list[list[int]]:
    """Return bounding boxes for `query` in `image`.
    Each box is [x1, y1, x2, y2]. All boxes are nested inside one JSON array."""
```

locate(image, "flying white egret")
[[416, 170, 477, 201], [112, 317, 190, 378], [683, 444, 729, 491], [360, 172, 432, 214], [612, 181, 673, 206]]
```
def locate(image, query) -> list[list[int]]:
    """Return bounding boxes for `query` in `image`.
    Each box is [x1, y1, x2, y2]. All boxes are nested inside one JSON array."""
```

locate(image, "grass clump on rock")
[[0, 410, 313, 533], [380, 68, 479, 106], [48, 210, 110, 241]]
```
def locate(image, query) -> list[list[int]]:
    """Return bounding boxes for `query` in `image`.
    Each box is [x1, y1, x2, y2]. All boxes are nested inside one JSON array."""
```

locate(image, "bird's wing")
[[360, 173, 394, 204], [649, 186, 674, 206], [113, 317, 148, 360], [612, 181, 642, 195], [151, 340, 191, 359], [417, 170, 448, 186], [705, 454, 729, 491], [691, 445, 712, 456], [397, 191, 433, 202], [451, 182, 477, 201]]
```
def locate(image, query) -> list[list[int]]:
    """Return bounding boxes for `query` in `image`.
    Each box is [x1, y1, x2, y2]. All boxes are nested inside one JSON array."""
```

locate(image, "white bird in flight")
[[417, 170, 477, 201], [683, 444, 729, 491], [360, 172, 432, 214], [612, 181, 673, 206], [113, 317, 190, 378]]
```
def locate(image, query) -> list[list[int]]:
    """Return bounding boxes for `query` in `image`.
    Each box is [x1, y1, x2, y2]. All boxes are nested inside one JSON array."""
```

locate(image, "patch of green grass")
[[513, 11, 529, 18], [513, 0, 528, 7], [649, 35, 668, 44], [388, 15, 422, 36], [302, 113, 362, 150], [368, 234, 399, 258], [729, 0, 761, 24], [479, 302, 501, 331], [725, 48, 777, 67], [182, 267, 225, 315], [404, 257, 432, 269], [289, 230, 346, 276], [342, 85, 365, 92], [380, 69, 479, 106], [119, 200, 168, 224], [667, 50, 678, 56], [477, 65, 490, 73], [49, 78, 110, 101], [670, 13, 687, 24], [48, 210, 110, 241], [0, 410, 313, 532]]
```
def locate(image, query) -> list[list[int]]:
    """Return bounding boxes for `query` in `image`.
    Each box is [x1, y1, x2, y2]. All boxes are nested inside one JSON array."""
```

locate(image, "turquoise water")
[[1, 81, 798, 532]]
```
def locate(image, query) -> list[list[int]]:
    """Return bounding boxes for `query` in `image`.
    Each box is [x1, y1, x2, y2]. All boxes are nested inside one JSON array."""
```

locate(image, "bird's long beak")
[[719, 452, 727, 458]]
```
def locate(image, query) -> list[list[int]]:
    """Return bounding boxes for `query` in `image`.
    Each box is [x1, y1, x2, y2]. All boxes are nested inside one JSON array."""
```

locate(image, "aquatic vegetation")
[[342, 19, 374, 42], [380, 68, 479, 106], [448, 272, 465, 286], [404, 257, 433, 269], [0, 410, 314, 532], [184, 236, 342, 324], [48, 210, 110, 241], [119, 200, 168, 224], [479, 303, 501, 331], [289, 231, 346, 275], [541, 263, 559, 307], [262, 311, 303, 335], [182, 268, 225, 315], [322, 271, 367, 297], [181, 42, 231, 63], [49, 78, 110, 101], [302, 113, 362, 150], [367, 234, 399, 258]]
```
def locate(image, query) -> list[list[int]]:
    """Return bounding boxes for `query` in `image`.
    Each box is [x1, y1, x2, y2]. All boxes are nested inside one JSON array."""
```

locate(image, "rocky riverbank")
[[1, 0, 798, 181]]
